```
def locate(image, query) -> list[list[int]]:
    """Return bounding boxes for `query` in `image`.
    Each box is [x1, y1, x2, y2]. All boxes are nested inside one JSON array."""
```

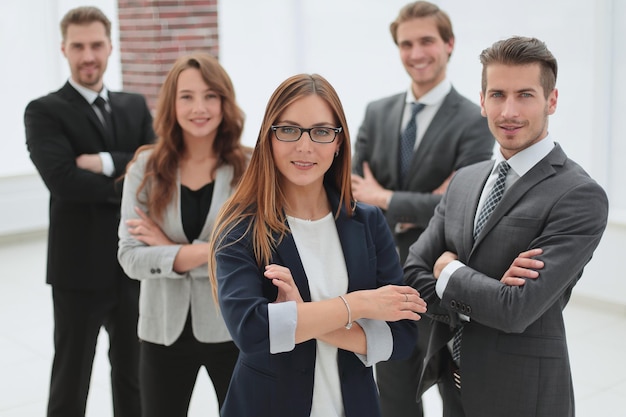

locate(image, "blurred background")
[[0, 0, 624, 415], [2, 0, 624, 306]]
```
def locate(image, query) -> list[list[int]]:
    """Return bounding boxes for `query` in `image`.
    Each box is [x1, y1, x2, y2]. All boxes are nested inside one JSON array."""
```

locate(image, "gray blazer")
[[118, 149, 233, 346], [352, 87, 493, 261], [405, 143, 609, 416]]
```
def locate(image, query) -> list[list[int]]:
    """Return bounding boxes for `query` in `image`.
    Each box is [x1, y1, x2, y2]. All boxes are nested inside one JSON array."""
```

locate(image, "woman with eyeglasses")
[[208, 73, 426, 417], [118, 53, 249, 416]]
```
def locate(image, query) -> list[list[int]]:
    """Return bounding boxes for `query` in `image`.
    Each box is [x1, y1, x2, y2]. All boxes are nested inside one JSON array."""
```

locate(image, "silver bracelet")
[[338, 295, 353, 330]]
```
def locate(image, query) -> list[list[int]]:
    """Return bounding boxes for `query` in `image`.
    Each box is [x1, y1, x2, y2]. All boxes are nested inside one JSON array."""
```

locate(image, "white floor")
[[1, 232, 625, 416]]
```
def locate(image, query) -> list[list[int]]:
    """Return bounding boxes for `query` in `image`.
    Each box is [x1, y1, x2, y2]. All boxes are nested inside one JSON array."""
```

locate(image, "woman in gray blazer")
[[118, 53, 249, 417]]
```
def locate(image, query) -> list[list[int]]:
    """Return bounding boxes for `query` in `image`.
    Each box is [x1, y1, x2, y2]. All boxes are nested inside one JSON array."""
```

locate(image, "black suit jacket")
[[24, 82, 154, 290], [353, 87, 494, 261]]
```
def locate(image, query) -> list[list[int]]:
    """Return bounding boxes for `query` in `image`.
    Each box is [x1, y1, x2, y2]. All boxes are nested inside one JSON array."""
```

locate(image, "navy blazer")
[[215, 188, 418, 417]]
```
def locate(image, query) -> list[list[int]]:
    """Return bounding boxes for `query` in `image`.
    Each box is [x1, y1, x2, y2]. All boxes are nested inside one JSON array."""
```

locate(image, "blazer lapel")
[[106, 92, 120, 147], [60, 82, 112, 149], [462, 162, 492, 255], [385, 94, 407, 188], [334, 210, 368, 293], [472, 145, 563, 247], [409, 88, 460, 176], [199, 164, 234, 241], [274, 233, 312, 302]]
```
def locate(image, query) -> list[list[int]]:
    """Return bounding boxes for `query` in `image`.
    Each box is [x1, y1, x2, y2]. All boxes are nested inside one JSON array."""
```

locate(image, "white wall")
[[219, 0, 624, 307], [1, 0, 624, 306]]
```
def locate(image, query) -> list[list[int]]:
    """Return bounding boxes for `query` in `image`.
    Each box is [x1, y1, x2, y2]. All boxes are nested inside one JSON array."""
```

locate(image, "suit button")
[[466, 306, 472, 314], [150, 268, 156, 274], [450, 300, 457, 309], [156, 268, 161, 274]]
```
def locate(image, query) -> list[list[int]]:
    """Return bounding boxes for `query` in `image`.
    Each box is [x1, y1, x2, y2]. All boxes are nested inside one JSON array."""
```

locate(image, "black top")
[[180, 182, 214, 242]]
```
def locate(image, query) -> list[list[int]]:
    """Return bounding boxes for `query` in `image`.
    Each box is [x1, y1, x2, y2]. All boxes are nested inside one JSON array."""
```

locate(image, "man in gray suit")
[[351, 2, 493, 415], [405, 36, 608, 417]]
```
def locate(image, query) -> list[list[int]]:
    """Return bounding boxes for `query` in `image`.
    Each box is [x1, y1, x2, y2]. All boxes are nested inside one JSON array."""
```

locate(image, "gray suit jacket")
[[352, 87, 493, 261], [118, 149, 233, 345], [405, 143, 609, 417]]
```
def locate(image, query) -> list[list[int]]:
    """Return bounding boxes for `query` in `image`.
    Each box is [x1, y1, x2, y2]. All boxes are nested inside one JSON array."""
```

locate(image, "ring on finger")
[[404, 294, 409, 302]]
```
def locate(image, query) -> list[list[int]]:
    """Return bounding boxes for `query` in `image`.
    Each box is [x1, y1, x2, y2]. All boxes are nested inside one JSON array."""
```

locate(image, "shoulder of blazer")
[[108, 90, 148, 107], [351, 200, 382, 224], [29, 82, 87, 108], [56, 81, 89, 104], [441, 86, 481, 113], [367, 91, 406, 112], [455, 159, 494, 179]]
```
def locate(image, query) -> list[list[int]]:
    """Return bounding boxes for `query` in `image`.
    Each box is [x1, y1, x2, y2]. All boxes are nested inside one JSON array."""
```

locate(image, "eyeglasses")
[[271, 125, 342, 144]]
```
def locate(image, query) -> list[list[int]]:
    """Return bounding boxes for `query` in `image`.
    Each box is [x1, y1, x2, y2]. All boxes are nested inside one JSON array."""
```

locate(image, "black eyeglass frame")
[[270, 125, 343, 144]]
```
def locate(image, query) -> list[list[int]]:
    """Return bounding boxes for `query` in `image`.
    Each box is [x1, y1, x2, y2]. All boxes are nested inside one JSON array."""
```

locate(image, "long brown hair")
[[208, 74, 353, 300], [128, 52, 247, 221]]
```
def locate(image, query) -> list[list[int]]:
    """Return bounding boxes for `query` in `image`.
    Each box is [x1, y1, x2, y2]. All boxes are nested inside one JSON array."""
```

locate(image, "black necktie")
[[399, 102, 425, 183], [94, 96, 115, 146]]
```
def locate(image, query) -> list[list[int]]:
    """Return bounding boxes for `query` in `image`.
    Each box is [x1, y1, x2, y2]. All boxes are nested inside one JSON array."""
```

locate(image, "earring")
[[334, 150, 339, 157]]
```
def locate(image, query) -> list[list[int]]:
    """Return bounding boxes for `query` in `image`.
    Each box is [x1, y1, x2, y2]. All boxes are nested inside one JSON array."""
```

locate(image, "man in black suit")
[[351, 2, 493, 416], [24, 6, 154, 417]]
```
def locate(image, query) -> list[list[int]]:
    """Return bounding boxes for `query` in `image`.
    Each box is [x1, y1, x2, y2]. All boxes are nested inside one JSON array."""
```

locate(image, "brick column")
[[117, 0, 219, 111]]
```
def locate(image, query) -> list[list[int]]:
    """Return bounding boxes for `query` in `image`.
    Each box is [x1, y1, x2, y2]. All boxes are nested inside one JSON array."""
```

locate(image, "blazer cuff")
[[268, 301, 297, 353], [354, 318, 392, 366]]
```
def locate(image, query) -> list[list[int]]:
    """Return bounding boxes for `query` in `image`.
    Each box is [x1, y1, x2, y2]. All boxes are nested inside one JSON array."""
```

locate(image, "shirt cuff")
[[99, 152, 115, 177], [436, 260, 470, 322], [268, 301, 297, 354], [353, 318, 392, 367], [435, 260, 463, 297], [385, 192, 393, 211]]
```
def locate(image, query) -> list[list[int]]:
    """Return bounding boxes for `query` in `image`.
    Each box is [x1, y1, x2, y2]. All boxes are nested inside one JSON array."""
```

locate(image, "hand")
[[501, 248, 544, 286], [75, 153, 103, 174], [264, 264, 303, 303], [433, 251, 458, 279], [432, 172, 455, 195], [126, 207, 173, 246], [357, 285, 427, 322], [351, 162, 393, 210]]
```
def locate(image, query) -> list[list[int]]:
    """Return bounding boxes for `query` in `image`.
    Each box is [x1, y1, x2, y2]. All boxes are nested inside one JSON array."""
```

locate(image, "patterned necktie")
[[452, 161, 511, 367], [473, 161, 511, 240], [94, 96, 115, 146], [399, 102, 425, 182]]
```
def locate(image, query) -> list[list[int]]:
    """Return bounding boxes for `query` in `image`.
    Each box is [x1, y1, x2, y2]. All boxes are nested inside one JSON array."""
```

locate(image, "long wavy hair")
[[208, 73, 353, 300], [128, 52, 247, 221]]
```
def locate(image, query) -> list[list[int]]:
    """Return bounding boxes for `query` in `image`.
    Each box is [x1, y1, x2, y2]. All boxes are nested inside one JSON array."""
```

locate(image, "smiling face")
[[271, 94, 341, 194], [61, 21, 112, 92], [480, 63, 558, 159], [175, 67, 223, 143], [396, 16, 454, 97]]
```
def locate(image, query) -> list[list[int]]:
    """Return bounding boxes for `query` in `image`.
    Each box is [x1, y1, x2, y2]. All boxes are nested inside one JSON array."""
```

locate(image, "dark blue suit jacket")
[[215, 188, 418, 417]]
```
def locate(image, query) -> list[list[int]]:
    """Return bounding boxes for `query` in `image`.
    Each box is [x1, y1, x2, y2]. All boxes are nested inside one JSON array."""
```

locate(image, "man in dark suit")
[[351, 2, 493, 415], [23, 6, 154, 417], [404, 36, 608, 417]]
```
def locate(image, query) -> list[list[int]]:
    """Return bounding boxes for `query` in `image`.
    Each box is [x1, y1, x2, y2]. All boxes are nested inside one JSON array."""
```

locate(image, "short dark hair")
[[479, 36, 558, 98], [60, 6, 111, 41], [389, 1, 454, 45]]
